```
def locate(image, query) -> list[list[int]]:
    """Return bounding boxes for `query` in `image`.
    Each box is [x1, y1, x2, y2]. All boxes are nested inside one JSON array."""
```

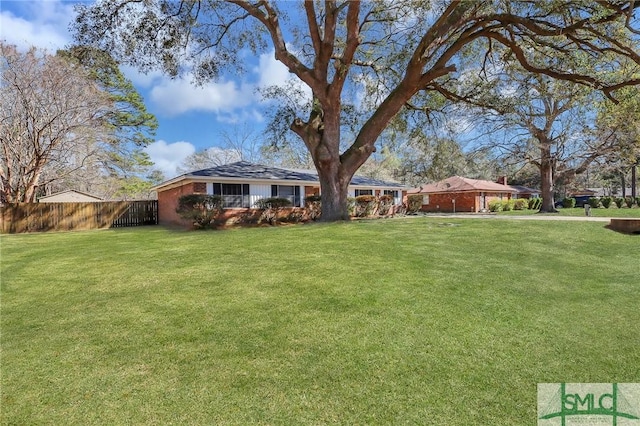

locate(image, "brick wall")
[[420, 192, 479, 213], [157, 184, 196, 226]]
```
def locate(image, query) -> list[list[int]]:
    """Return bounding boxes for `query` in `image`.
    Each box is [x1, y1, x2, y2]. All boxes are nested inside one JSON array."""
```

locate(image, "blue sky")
[[1, 0, 298, 178]]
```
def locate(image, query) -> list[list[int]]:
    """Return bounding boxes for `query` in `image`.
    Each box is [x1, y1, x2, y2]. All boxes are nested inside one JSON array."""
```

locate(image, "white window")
[[355, 189, 373, 197]]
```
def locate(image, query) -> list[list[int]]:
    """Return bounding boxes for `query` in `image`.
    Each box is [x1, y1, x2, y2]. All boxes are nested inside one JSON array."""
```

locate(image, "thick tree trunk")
[[539, 144, 558, 213], [317, 167, 351, 221]]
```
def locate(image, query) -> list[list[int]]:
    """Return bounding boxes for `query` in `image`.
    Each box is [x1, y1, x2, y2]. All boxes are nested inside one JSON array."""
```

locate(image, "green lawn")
[[498, 206, 640, 218], [1, 218, 639, 425]]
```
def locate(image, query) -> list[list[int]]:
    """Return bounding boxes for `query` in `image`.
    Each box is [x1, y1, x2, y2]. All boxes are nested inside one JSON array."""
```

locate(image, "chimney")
[[497, 176, 507, 186]]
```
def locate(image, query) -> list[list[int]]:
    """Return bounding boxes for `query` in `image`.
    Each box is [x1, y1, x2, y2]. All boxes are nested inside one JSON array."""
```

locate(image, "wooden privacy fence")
[[0, 200, 158, 233]]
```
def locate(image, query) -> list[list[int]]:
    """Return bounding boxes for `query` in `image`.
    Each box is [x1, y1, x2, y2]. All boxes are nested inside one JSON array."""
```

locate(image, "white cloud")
[[145, 140, 196, 179], [217, 109, 264, 125], [121, 65, 165, 89], [0, 1, 73, 52], [256, 51, 291, 88], [149, 77, 255, 116]]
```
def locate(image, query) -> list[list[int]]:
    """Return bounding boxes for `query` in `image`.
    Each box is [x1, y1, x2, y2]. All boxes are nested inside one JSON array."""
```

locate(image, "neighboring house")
[[408, 176, 516, 213], [576, 188, 634, 197], [153, 161, 409, 226], [570, 189, 598, 198], [508, 185, 541, 199], [496, 176, 540, 199], [38, 190, 104, 203]]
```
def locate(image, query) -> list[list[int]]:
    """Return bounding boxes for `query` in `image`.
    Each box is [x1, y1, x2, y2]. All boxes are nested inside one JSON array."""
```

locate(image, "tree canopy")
[[74, 0, 640, 219]]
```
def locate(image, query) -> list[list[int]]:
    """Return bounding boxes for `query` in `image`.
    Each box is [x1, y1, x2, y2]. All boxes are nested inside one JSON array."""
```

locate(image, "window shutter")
[[212, 183, 221, 195]]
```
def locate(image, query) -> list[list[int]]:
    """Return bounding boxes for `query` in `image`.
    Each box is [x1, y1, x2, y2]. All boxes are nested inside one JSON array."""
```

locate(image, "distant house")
[[38, 190, 103, 203], [408, 176, 516, 213], [153, 161, 409, 226], [508, 185, 541, 199]]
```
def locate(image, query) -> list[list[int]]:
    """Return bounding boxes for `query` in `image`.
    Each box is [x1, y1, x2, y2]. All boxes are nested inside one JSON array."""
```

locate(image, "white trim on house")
[[153, 161, 409, 209]]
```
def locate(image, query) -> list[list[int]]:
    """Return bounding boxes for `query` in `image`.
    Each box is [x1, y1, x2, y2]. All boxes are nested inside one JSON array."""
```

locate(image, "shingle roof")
[[410, 176, 516, 194], [188, 161, 318, 182], [167, 161, 405, 188], [509, 185, 540, 194]]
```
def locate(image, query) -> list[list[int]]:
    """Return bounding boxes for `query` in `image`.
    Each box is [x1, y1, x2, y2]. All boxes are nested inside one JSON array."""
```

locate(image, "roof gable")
[[38, 190, 104, 202], [411, 176, 516, 194]]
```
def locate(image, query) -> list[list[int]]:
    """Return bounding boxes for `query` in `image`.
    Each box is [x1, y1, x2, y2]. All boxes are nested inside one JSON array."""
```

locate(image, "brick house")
[[153, 161, 408, 226], [409, 176, 517, 213]]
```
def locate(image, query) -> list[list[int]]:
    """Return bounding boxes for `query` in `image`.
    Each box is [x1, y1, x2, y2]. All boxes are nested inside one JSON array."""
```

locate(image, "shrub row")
[[570, 196, 640, 209], [489, 198, 538, 212], [349, 194, 395, 217], [176, 193, 399, 229]]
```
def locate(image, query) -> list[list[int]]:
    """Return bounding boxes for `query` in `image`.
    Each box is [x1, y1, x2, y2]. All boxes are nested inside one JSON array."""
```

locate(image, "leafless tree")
[[0, 43, 111, 202]]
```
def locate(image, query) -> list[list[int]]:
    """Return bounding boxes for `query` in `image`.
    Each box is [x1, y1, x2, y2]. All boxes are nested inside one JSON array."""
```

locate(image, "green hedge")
[[624, 197, 634, 208], [588, 197, 600, 208], [488, 200, 503, 212], [614, 197, 625, 208], [176, 194, 223, 229], [562, 197, 576, 208]]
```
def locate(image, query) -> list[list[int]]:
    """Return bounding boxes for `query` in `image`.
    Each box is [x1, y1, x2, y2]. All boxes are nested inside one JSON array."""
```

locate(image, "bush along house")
[[153, 161, 408, 226]]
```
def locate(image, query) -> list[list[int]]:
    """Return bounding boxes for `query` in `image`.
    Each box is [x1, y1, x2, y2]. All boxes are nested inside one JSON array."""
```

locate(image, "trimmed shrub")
[[354, 194, 377, 217], [588, 197, 600, 208], [601, 196, 612, 208], [561, 197, 575, 208], [501, 200, 515, 211], [488, 200, 503, 212], [624, 197, 634, 208], [378, 194, 394, 216], [514, 198, 529, 210], [255, 197, 292, 225], [614, 197, 625, 208], [407, 195, 423, 214], [176, 194, 223, 229], [304, 195, 322, 221]]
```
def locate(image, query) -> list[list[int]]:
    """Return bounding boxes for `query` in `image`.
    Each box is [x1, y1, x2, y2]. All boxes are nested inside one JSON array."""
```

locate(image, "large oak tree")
[[74, 0, 640, 220]]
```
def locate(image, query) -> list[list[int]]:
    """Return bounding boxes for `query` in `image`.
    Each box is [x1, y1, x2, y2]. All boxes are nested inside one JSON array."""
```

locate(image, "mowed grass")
[[1, 218, 639, 425], [499, 206, 640, 218]]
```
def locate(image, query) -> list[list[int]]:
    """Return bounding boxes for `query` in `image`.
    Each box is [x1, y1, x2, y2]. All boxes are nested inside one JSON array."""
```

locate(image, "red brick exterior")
[[157, 183, 200, 226], [419, 191, 512, 213]]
